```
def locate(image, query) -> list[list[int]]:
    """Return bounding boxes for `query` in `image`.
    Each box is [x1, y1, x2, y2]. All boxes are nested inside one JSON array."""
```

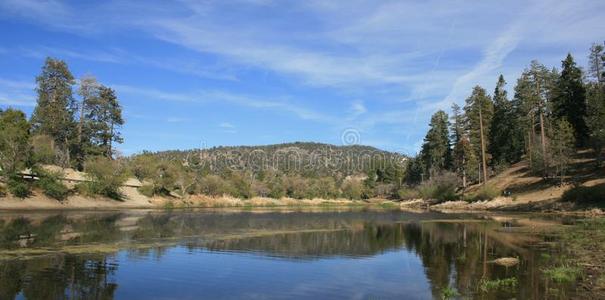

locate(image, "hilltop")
[[137, 142, 408, 178]]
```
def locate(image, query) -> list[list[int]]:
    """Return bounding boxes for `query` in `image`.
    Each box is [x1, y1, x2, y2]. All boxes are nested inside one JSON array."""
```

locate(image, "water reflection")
[[0, 210, 575, 299]]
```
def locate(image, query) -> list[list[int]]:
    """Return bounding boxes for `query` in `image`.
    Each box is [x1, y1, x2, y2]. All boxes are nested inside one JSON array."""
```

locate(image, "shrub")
[[341, 179, 365, 200], [138, 184, 155, 197], [82, 156, 128, 200], [561, 184, 605, 204], [543, 266, 582, 283], [33, 168, 69, 201], [0, 184, 7, 197], [471, 184, 502, 202], [397, 187, 420, 200], [418, 172, 458, 203], [8, 178, 31, 198]]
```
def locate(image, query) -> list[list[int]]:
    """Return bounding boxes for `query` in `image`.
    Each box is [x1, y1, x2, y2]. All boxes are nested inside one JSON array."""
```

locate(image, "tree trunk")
[[540, 110, 548, 177], [479, 105, 488, 185], [108, 120, 114, 159]]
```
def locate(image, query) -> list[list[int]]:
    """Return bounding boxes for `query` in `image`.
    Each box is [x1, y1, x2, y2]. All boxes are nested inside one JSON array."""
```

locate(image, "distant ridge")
[[135, 142, 407, 177]]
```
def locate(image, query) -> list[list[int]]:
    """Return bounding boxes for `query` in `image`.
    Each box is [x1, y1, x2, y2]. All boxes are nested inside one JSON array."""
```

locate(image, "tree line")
[[406, 42, 605, 197], [2, 42, 604, 203], [0, 57, 124, 199]]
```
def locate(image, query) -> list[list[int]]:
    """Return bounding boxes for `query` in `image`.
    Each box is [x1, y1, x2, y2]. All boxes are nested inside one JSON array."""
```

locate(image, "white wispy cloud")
[[112, 84, 332, 123], [0, 78, 36, 107]]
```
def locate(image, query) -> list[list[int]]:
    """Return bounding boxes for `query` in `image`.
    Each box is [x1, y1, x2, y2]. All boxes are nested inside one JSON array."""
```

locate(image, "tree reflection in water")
[[0, 210, 573, 299]]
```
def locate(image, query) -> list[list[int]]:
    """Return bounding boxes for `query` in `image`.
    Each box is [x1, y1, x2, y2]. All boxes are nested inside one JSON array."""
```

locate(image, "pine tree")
[[514, 61, 557, 175], [464, 86, 493, 184], [586, 43, 605, 165], [30, 57, 76, 165], [588, 43, 605, 84], [420, 110, 451, 177], [549, 119, 575, 184], [489, 75, 524, 166], [553, 54, 589, 146], [450, 103, 464, 145], [84, 86, 124, 158]]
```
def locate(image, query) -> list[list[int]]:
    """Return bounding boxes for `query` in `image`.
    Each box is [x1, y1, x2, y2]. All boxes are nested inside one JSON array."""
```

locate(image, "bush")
[[8, 178, 31, 198], [82, 156, 128, 200], [561, 184, 605, 204], [0, 184, 7, 197], [341, 179, 365, 200], [471, 184, 502, 202], [418, 172, 458, 203], [138, 184, 155, 197], [35, 169, 69, 201], [396, 187, 420, 200]]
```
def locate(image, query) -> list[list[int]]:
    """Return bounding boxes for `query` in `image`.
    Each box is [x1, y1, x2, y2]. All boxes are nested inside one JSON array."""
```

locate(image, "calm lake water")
[[0, 208, 578, 299]]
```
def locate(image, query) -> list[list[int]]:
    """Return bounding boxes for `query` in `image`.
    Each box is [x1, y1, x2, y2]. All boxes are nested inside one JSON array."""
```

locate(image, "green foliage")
[[489, 75, 524, 165], [470, 184, 501, 202], [421, 110, 451, 175], [341, 179, 365, 200], [8, 178, 31, 198], [478, 277, 518, 293], [138, 184, 155, 197], [549, 119, 575, 181], [30, 134, 56, 164], [81, 156, 127, 200], [35, 169, 69, 201], [464, 85, 494, 166], [30, 57, 76, 167], [561, 184, 605, 204], [199, 174, 234, 197], [396, 187, 420, 200], [418, 172, 458, 202], [543, 266, 582, 283], [553, 54, 589, 146], [440, 286, 459, 300], [0, 109, 31, 175]]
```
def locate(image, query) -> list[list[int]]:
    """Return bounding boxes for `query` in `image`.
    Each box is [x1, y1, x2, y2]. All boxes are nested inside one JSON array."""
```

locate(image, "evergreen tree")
[[84, 86, 124, 158], [463, 86, 493, 183], [30, 57, 76, 165], [588, 43, 605, 84], [452, 136, 478, 188], [75, 75, 101, 167], [514, 61, 557, 175], [420, 110, 451, 176], [0, 109, 31, 175], [450, 103, 464, 145], [549, 119, 575, 184], [553, 54, 589, 146], [586, 43, 605, 164], [488, 75, 524, 165]]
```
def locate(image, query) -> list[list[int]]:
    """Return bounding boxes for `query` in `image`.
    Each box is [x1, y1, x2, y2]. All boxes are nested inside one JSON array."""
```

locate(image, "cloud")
[[219, 122, 237, 133], [0, 78, 36, 107], [112, 84, 332, 122], [219, 122, 235, 129]]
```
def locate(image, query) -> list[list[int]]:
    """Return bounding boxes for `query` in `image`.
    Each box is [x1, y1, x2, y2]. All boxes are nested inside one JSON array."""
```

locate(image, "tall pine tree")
[[30, 57, 76, 166], [421, 110, 451, 177], [489, 75, 524, 166], [553, 54, 589, 146], [464, 86, 493, 183]]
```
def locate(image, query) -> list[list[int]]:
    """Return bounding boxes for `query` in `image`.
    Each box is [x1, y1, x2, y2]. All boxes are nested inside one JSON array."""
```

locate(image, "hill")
[[135, 142, 408, 178]]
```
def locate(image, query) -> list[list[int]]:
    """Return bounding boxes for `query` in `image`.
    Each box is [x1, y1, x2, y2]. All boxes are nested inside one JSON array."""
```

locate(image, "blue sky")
[[0, 0, 604, 155]]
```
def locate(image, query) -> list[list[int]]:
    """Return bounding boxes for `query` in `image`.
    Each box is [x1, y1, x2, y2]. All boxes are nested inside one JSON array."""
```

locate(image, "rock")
[[493, 257, 519, 267]]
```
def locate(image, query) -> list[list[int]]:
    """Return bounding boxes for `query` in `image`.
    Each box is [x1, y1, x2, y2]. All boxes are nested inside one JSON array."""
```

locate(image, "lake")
[[0, 208, 580, 299]]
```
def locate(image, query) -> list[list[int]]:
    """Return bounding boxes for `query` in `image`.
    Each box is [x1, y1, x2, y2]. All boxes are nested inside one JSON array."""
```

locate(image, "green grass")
[[478, 277, 518, 293], [543, 266, 582, 284], [440, 286, 459, 300]]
